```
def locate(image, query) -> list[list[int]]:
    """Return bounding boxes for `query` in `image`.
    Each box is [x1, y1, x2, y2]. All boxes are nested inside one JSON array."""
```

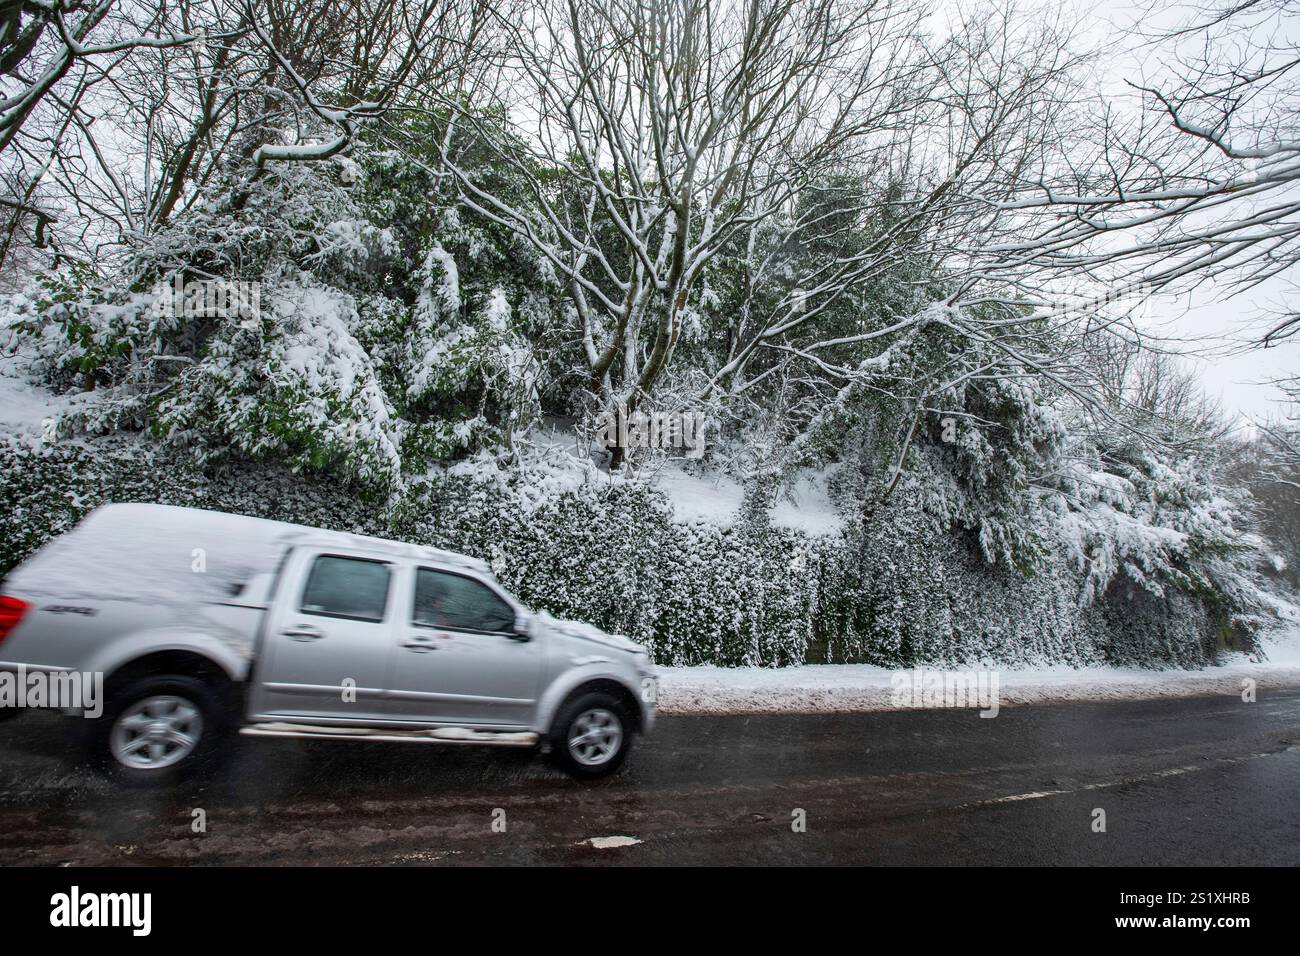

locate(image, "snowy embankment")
[[656, 627, 1300, 715]]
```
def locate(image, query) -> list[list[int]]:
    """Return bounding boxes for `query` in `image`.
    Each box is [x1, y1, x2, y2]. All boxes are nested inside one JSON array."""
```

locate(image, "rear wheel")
[[86, 675, 228, 785], [549, 691, 632, 779]]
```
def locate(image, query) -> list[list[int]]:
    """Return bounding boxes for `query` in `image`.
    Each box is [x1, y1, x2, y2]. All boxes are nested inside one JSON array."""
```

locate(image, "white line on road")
[[977, 751, 1292, 806]]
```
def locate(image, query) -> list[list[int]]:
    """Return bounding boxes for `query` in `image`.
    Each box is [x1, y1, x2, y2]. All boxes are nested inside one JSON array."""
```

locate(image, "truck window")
[[413, 568, 515, 633], [300, 555, 391, 622]]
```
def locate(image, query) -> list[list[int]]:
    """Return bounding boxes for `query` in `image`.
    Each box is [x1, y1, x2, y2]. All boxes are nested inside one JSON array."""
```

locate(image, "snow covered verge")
[[656, 627, 1300, 715]]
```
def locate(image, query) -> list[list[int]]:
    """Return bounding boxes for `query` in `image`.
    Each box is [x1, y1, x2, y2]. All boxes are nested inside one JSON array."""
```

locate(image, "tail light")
[[0, 596, 31, 646]]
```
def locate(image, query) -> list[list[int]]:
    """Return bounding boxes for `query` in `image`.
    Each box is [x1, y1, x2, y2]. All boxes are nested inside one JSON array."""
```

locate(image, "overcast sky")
[[1089, 0, 1299, 421]]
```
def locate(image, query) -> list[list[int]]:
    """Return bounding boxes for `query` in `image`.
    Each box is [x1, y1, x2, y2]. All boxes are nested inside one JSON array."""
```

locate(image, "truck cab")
[[0, 505, 656, 783]]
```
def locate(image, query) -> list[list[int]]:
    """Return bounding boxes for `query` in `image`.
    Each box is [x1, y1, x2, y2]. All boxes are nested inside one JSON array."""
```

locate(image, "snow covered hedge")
[[0, 433, 1258, 668]]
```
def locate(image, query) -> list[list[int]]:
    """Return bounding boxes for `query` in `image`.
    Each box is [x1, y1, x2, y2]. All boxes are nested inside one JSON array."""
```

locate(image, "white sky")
[[1154, 278, 1296, 422]]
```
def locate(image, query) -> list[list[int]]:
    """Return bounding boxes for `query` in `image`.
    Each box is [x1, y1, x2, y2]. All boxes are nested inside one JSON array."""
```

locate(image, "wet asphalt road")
[[0, 689, 1297, 865]]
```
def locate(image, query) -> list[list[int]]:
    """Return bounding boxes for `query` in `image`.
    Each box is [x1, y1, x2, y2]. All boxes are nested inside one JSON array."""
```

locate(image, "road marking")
[[991, 789, 1073, 802], [977, 751, 1290, 806]]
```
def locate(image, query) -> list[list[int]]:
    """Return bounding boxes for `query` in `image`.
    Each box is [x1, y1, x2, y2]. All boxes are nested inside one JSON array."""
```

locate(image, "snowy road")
[[0, 689, 1297, 865]]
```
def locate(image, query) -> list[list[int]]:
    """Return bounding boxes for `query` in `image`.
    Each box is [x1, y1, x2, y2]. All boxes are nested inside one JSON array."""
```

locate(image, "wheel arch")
[[99, 649, 243, 723], [542, 675, 645, 737]]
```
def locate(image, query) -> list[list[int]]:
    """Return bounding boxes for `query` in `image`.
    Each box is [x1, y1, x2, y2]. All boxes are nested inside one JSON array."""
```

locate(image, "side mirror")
[[509, 614, 532, 642]]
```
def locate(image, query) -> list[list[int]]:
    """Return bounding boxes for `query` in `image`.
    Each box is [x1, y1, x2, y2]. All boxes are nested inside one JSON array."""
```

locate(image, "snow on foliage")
[[156, 270, 404, 491], [0, 114, 1289, 668]]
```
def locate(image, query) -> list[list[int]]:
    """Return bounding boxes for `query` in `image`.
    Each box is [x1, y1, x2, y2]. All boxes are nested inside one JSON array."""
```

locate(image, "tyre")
[[549, 690, 632, 779], [0, 703, 22, 723], [85, 675, 228, 786]]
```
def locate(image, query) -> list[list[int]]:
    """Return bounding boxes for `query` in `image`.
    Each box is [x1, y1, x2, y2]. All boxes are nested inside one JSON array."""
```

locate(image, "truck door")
[[250, 550, 397, 721], [385, 565, 541, 727]]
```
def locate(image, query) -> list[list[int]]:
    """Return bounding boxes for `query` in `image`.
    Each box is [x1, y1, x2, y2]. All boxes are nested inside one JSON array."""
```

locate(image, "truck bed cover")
[[4, 503, 491, 606]]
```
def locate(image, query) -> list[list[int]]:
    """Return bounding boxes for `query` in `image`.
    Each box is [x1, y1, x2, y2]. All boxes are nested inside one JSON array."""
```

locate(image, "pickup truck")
[[0, 504, 656, 782]]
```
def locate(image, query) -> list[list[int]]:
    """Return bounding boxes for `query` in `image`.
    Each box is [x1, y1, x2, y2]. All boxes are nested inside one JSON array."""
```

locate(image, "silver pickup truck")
[[0, 504, 656, 782]]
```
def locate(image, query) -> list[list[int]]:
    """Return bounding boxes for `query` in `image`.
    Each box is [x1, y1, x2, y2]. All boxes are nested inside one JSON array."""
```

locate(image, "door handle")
[[401, 634, 440, 653], [282, 624, 324, 641]]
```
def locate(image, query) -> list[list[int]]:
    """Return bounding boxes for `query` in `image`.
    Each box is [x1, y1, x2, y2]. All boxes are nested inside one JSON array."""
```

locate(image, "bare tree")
[[0, 1, 210, 267], [977, 0, 1300, 348], [1257, 377, 1300, 496], [1080, 332, 1233, 447], [0, 2, 204, 155], [430, 0, 1091, 467], [0, 0, 493, 271]]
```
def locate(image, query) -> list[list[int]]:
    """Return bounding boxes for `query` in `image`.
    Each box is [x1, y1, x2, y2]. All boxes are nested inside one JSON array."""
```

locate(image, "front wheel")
[[85, 675, 227, 785], [549, 691, 632, 779]]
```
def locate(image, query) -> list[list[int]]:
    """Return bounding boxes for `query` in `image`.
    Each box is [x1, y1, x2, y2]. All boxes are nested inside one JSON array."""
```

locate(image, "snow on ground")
[[653, 461, 843, 532], [653, 463, 745, 524], [0, 354, 83, 438], [656, 627, 1300, 715], [506, 421, 846, 533], [769, 470, 842, 534], [580, 836, 643, 849]]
